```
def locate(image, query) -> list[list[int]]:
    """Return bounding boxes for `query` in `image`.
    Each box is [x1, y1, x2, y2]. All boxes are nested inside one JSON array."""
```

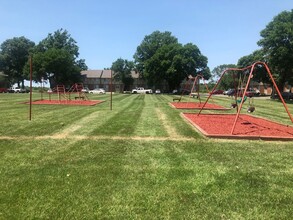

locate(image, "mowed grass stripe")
[[60, 94, 141, 136], [90, 94, 145, 136], [132, 95, 169, 137]]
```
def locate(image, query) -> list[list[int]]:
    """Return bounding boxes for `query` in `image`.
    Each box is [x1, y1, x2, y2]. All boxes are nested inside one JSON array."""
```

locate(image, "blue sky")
[[1, 0, 293, 71]]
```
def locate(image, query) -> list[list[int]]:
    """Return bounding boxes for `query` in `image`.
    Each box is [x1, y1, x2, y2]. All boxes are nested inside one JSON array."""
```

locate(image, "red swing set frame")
[[198, 61, 293, 135]]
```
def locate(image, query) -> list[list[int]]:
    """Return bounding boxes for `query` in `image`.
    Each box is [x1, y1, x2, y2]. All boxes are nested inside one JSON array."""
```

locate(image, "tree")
[[0, 37, 35, 87], [111, 58, 134, 91], [27, 29, 87, 88], [134, 31, 210, 90], [237, 50, 270, 83], [134, 31, 178, 77], [211, 64, 238, 90], [257, 9, 293, 90]]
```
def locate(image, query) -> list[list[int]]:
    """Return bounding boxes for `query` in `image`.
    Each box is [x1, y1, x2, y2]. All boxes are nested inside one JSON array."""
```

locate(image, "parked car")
[[172, 89, 178, 94], [131, 87, 152, 94], [223, 88, 234, 95], [81, 87, 89, 93], [226, 89, 235, 96], [155, 89, 161, 94], [281, 92, 293, 100], [271, 92, 293, 100], [0, 88, 8, 93], [89, 88, 105, 94], [237, 88, 260, 98], [226, 88, 260, 98], [8, 87, 25, 93], [209, 89, 224, 95]]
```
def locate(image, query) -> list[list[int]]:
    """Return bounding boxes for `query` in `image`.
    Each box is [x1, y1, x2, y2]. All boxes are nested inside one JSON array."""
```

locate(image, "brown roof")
[[81, 70, 140, 79]]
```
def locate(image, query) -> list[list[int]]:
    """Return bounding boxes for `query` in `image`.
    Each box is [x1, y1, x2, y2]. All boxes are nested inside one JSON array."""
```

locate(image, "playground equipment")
[[173, 74, 210, 102], [171, 74, 231, 110], [48, 83, 89, 102], [197, 61, 293, 135]]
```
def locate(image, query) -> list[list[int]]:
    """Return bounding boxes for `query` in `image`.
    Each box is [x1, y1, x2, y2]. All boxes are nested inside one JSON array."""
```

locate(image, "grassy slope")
[[0, 93, 293, 219]]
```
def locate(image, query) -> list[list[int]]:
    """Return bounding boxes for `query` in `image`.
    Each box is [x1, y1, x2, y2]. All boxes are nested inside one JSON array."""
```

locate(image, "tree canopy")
[[134, 31, 210, 91], [237, 50, 270, 84], [134, 31, 178, 75], [111, 58, 134, 91], [27, 29, 87, 88], [211, 64, 238, 90], [257, 9, 293, 89], [0, 36, 35, 87]]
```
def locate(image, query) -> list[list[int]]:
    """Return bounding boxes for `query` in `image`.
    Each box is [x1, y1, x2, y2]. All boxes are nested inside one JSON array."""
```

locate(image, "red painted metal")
[[197, 61, 293, 135], [110, 69, 113, 110], [197, 68, 236, 115], [29, 56, 32, 121], [179, 74, 210, 103]]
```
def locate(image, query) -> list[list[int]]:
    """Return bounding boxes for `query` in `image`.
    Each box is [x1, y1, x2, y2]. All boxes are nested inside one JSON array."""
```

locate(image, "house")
[[81, 70, 146, 92]]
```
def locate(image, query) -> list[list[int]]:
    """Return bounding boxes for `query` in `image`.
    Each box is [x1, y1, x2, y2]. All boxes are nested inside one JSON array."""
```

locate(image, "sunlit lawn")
[[0, 92, 293, 219]]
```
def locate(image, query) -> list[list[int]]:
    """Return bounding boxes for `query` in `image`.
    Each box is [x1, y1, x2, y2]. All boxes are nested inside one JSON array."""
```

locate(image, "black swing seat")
[[173, 97, 181, 102], [231, 103, 237, 108], [75, 96, 85, 100], [247, 106, 255, 113]]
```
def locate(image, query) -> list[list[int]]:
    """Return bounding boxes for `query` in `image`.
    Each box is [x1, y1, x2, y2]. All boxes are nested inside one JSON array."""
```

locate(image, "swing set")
[[229, 69, 255, 112], [173, 74, 210, 102], [196, 61, 293, 136], [171, 74, 231, 110]]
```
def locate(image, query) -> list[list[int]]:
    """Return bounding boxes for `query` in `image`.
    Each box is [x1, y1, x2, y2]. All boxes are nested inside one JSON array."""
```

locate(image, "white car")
[[155, 89, 161, 94], [89, 88, 105, 94], [81, 87, 89, 93]]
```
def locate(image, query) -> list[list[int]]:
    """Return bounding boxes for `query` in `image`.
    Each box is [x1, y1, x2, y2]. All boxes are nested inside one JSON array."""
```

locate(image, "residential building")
[[81, 70, 147, 92]]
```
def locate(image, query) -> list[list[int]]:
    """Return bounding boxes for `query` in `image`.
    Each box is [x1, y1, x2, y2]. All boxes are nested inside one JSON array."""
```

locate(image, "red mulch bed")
[[183, 113, 293, 140], [26, 99, 104, 106], [170, 102, 229, 110]]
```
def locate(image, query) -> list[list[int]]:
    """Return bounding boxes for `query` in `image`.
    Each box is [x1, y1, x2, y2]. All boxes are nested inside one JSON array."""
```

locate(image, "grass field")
[[1, 93, 293, 219]]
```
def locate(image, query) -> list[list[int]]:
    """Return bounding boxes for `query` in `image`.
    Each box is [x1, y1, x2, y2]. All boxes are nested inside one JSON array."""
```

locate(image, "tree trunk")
[[49, 77, 56, 89]]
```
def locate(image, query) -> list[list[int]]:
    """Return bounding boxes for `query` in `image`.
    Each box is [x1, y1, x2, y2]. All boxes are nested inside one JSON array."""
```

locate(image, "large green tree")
[[134, 31, 210, 90], [111, 58, 134, 91], [237, 50, 270, 83], [0, 36, 35, 87], [257, 9, 293, 90], [28, 29, 87, 88], [134, 31, 178, 76], [212, 64, 238, 90]]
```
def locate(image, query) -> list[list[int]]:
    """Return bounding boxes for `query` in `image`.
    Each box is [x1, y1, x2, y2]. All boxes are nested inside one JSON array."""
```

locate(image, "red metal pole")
[[29, 56, 32, 121], [262, 62, 293, 123], [230, 64, 255, 134], [110, 69, 113, 110], [230, 61, 293, 134], [197, 68, 236, 115]]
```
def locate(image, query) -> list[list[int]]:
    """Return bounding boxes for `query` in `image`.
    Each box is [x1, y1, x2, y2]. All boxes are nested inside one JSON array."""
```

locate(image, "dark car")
[[271, 92, 293, 100], [226, 89, 235, 96], [282, 92, 293, 100]]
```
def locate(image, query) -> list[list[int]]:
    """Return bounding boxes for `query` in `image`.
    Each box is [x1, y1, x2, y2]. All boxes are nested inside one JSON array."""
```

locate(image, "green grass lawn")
[[0, 93, 293, 219]]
